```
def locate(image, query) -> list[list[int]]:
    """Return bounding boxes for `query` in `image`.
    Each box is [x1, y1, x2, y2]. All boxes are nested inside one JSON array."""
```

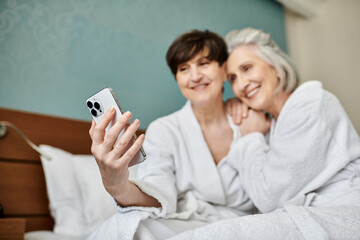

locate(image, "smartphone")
[[86, 88, 146, 167]]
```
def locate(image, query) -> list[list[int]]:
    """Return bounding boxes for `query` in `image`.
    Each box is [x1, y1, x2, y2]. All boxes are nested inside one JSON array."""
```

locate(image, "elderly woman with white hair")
[[169, 28, 360, 239]]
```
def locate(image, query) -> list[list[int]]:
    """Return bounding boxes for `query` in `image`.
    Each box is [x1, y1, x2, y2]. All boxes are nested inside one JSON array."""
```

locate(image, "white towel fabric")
[[88, 101, 256, 240], [168, 81, 360, 240], [169, 187, 360, 240], [134, 218, 208, 240], [169, 205, 360, 240]]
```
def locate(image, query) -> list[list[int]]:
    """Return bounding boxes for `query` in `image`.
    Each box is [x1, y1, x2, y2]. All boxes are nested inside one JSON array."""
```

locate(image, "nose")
[[190, 67, 202, 82], [233, 78, 250, 94], [239, 80, 250, 91]]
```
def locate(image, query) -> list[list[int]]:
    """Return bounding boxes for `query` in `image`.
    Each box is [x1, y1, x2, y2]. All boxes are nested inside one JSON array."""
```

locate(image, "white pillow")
[[40, 145, 117, 236], [72, 154, 116, 233]]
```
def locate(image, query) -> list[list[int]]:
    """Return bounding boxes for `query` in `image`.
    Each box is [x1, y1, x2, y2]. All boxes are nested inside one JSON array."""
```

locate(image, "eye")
[[242, 64, 251, 72], [198, 57, 210, 66], [200, 60, 210, 66], [227, 74, 236, 83], [178, 65, 188, 72]]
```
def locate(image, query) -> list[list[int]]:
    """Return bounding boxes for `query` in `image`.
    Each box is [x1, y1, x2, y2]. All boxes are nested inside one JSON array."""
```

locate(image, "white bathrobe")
[[169, 81, 360, 240], [88, 101, 256, 240]]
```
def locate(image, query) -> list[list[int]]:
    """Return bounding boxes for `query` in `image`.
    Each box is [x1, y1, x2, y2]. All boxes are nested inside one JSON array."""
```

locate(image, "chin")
[[245, 99, 266, 111], [194, 96, 218, 107]]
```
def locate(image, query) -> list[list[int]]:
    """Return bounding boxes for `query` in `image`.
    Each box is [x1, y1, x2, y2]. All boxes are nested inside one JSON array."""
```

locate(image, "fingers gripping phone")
[[86, 88, 146, 167]]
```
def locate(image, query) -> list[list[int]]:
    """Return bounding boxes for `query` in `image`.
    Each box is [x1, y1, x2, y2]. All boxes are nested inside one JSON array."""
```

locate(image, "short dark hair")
[[166, 30, 228, 76]]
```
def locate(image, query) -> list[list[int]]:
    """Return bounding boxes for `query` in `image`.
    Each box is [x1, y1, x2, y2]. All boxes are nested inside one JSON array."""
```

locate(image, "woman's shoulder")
[[284, 81, 328, 113], [279, 80, 345, 124], [293, 80, 324, 102], [292, 81, 342, 111]]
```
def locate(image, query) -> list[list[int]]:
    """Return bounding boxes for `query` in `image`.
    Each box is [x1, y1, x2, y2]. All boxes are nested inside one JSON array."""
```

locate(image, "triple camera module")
[[87, 99, 104, 117]]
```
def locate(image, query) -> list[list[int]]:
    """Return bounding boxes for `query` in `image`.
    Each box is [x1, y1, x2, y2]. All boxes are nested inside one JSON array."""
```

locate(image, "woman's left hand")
[[224, 98, 249, 125], [239, 109, 270, 136]]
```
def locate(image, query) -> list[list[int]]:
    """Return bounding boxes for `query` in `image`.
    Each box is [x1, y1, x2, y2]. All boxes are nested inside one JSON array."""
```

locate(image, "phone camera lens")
[[87, 101, 93, 108], [91, 109, 97, 117], [94, 102, 101, 110]]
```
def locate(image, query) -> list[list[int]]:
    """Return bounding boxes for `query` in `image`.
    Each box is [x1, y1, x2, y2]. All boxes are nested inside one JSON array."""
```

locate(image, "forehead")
[[227, 45, 259, 65]]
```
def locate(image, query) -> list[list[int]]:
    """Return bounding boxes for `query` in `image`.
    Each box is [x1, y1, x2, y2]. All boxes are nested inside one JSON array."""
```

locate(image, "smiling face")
[[227, 45, 281, 113], [175, 49, 227, 107]]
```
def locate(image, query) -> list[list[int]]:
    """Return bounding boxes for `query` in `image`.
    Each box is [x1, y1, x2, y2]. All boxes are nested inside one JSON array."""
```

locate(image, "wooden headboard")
[[0, 107, 145, 233]]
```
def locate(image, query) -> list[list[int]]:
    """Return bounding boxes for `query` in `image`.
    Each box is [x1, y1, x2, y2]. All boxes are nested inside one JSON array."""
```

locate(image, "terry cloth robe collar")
[[177, 101, 237, 205], [269, 80, 323, 137]]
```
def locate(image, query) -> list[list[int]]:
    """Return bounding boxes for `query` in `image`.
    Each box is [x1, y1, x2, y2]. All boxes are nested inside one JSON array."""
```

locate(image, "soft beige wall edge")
[[284, 0, 360, 134]]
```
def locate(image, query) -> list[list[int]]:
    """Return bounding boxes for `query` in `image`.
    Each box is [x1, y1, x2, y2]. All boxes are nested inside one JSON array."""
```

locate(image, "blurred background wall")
[[0, 0, 286, 128], [284, 0, 360, 133], [1, 0, 358, 133]]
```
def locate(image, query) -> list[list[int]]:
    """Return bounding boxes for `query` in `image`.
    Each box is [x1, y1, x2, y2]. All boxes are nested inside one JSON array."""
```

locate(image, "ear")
[[274, 67, 281, 82], [223, 60, 228, 72]]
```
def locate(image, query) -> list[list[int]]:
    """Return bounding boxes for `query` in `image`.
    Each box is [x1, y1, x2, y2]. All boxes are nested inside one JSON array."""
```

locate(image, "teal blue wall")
[[0, 0, 285, 128]]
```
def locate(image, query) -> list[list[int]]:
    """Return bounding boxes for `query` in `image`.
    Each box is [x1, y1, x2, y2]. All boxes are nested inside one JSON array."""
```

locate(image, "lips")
[[191, 83, 209, 90], [245, 86, 260, 98]]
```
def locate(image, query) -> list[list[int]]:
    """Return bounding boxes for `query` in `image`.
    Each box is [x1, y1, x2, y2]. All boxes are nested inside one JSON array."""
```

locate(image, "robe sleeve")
[[113, 118, 178, 216], [229, 86, 346, 213]]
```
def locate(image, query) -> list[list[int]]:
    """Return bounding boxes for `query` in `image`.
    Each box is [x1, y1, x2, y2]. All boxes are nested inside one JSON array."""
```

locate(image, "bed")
[[0, 107, 145, 240]]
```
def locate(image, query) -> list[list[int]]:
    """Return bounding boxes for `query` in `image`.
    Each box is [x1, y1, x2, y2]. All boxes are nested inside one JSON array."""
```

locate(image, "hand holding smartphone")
[[86, 88, 146, 167]]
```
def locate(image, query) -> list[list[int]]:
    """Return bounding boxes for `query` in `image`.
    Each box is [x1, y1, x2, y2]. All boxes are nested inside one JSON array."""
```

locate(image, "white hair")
[[225, 28, 299, 93]]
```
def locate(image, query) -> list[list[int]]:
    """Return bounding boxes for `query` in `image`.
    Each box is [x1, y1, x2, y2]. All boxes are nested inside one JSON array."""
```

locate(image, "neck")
[[267, 90, 291, 120], [192, 96, 226, 125]]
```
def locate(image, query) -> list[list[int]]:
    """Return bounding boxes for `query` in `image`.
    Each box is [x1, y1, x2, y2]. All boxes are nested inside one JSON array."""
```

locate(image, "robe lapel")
[[178, 101, 227, 205]]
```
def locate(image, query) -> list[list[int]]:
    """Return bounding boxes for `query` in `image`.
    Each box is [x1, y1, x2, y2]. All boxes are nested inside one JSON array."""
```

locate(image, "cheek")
[[231, 82, 242, 98], [249, 70, 262, 81], [264, 67, 279, 85], [220, 73, 227, 83], [176, 75, 186, 88], [262, 75, 278, 92]]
